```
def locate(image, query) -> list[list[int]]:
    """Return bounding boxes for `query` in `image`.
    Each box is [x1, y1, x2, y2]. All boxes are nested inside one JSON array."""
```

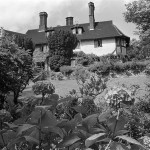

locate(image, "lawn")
[[19, 74, 150, 103]]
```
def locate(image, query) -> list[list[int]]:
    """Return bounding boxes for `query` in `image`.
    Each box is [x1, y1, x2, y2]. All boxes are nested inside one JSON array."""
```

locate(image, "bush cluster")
[[74, 51, 100, 66], [60, 65, 74, 77], [88, 60, 150, 76]]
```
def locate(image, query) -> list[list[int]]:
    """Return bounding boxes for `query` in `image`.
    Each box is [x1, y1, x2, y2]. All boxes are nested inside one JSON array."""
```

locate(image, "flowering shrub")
[[32, 81, 55, 104], [105, 85, 137, 110]]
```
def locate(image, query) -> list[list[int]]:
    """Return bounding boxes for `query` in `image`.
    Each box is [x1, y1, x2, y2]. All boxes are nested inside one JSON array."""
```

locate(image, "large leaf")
[[130, 144, 145, 150], [57, 134, 81, 148], [107, 116, 127, 133], [57, 119, 76, 133], [74, 113, 82, 123], [82, 114, 98, 129], [0, 130, 17, 146], [73, 106, 87, 114], [4, 122, 18, 129], [42, 126, 64, 138], [29, 127, 39, 140], [42, 94, 59, 111], [68, 141, 84, 150], [29, 108, 45, 124], [35, 105, 52, 110], [7, 137, 25, 149], [17, 124, 36, 136], [85, 133, 106, 148], [59, 96, 74, 104], [40, 110, 57, 128], [115, 130, 129, 136], [98, 110, 111, 122], [24, 136, 39, 144], [88, 127, 106, 134], [110, 142, 130, 150], [116, 135, 144, 147]]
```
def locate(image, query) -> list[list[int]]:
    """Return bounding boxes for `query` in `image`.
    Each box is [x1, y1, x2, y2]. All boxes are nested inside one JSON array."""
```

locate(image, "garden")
[[1, 42, 150, 150], [1, 0, 150, 148]]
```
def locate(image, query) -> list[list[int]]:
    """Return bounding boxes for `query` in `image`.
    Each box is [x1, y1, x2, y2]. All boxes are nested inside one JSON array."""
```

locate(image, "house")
[[26, 2, 130, 69], [0, 27, 26, 39], [0, 27, 26, 47]]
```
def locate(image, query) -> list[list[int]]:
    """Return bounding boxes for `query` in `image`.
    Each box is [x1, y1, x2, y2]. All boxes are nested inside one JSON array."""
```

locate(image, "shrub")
[[33, 70, 49, 82], [56, 72, 64, 80], [88, 62, 112, 77], [32, 81, 55, 103], [60, 65, 74, 77], [48, 30, 78, 71], [74, 66, 90, 82], [49, 55, 71, 72], [74, 51, 99, 66]]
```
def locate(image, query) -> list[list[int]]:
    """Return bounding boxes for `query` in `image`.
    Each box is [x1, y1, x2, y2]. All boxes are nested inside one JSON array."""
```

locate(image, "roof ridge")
[[113, 25, 123, 36], [5, 29, 26, 35]]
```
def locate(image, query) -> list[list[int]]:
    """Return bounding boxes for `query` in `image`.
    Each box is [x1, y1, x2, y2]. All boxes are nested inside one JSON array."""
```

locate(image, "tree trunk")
[[0, 95, 6, 109], [13, 91, 19, 105]]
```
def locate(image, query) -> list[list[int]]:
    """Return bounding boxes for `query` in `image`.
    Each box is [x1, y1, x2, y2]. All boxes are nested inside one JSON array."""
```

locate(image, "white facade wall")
[[74, 38, 117, 56]]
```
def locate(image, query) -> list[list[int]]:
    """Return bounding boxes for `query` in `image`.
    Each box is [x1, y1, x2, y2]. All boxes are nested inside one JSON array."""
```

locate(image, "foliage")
[[48, 30, 78, 71], [124, 0, 150, 58], [0, 35, 33, 105], [60, 65, 74, 77], [88, 60, 150, 76], [77, 75, 107, 98], [14, 35, 34, 56], [74, 51, 100, 66], [73, 66, 91, 81], [1, 64, 150, 150], [32, 81, 55, 104], [33, 70, 50, 82], [0, 89, 147, 150], [48, 55, 71, 72]]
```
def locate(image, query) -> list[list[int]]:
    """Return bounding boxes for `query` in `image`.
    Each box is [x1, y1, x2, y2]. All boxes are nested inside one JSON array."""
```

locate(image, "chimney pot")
[[66, 17, 74, 26]]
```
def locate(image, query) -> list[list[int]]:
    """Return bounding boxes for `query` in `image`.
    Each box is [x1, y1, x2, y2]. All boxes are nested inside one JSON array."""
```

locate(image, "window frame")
[[94, 39, 102, 48]]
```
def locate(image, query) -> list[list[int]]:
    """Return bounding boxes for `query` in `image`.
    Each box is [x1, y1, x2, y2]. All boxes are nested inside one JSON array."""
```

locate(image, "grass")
[[19, 74, 150, 102]]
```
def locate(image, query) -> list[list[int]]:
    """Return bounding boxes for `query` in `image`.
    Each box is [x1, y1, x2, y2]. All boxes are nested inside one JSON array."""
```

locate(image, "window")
[[41, 45, 44, 52], [72, 28, 76, 34], [78, 28, 82, 34], [116, 38, 126, 47], [94, 39, 102, 48], [72, 27, 83, 35]]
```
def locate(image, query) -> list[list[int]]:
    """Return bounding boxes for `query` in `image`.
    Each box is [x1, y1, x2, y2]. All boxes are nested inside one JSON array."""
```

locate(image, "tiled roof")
[[26, 21, 130, 45], [26, 29, 47, 44], [5, 30, 26, 37]]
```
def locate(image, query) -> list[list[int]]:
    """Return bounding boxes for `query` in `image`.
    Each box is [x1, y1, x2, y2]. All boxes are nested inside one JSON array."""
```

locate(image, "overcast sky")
[[0, 0, 138, 39]]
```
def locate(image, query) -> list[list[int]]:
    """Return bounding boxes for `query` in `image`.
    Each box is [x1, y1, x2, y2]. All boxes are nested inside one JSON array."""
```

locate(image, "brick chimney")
[[88, 2, 95, 30], [39, 12, 48, 32], [66, 17, 73, 26]]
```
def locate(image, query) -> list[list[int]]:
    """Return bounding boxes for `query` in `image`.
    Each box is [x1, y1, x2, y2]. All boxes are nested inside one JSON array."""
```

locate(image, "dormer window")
[[72, 28, 76, 34], [71, 26, 83, 35], [78, 28, 82, 34], [46, 32, 49, 37]]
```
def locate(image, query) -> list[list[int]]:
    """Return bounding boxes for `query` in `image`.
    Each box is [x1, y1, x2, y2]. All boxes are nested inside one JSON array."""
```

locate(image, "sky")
[[0, 0, 138, 39]]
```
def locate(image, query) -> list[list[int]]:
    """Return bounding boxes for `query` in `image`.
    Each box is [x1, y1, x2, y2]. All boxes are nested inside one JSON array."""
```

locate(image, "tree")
[[0, 34, 33, 106], [14, 35, 34, 56], [47, 30, 78, 71], [126, 38, 142, 59], [124, 0, 150, 58]]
